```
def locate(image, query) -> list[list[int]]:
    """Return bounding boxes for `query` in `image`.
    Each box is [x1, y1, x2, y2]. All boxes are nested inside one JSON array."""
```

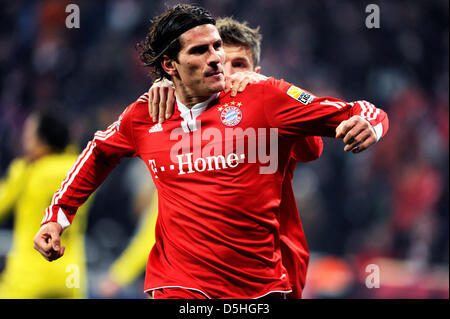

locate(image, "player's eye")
[[213, 40, 223, 50], [190, 45, 208, 54], [232, 62, 248, 69]]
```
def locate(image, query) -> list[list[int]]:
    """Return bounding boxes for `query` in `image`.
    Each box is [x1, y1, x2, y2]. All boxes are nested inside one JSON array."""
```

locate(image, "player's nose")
[[207, 46, 223, 65]]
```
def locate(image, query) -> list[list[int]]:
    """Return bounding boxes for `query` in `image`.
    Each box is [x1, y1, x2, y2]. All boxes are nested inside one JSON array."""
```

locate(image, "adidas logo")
[[148, 123, 163, 133]]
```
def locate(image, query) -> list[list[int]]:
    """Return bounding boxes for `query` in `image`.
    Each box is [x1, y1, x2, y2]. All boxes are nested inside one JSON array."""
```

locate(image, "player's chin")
[[206, 74, 225, 86], [208, 78, 226, 93]]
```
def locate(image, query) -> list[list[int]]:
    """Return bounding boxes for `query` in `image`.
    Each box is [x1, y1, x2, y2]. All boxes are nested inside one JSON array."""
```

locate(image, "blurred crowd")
[[0, 0, 448, 298]]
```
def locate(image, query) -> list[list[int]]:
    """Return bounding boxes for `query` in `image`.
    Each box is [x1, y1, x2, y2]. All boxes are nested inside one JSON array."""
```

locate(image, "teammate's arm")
[[225, 71, 268, 97], [148, 78, 175, 123], [33, 105, 137, 262]]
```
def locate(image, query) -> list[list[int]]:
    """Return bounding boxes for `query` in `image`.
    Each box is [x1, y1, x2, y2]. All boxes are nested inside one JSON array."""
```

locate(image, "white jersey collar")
[[176, 93, 220, 133], [176, 93, 220, 120]]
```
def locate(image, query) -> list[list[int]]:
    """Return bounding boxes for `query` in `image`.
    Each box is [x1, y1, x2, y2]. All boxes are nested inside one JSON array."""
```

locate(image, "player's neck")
[[174, 82, 219, 109], [176, 92, 219, 112]]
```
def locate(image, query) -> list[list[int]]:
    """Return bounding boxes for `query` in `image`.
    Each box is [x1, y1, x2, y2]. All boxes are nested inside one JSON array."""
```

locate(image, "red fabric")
[[290, 136, 323, 163], [279, 158, 310, 299], [42, 78, 388, 298], [277, 138, 323, 299], [152, 288, 208, 299]]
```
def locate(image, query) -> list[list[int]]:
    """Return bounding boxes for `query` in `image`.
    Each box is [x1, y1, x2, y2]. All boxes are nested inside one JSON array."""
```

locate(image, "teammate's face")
[[165, 24, 226, 101], [223, 44, 261, 76]]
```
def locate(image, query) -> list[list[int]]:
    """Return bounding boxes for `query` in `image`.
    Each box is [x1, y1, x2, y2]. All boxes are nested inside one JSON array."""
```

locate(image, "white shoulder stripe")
[[94, 129, 116, 141], [95, 122, 117, 137], [137, 92, 149, 102]]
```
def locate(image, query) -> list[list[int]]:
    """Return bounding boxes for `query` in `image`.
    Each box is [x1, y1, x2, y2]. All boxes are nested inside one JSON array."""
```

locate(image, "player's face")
[[170, 24, 226, 99], [22, 115, 40, 160], [223, 44, 261, 76]]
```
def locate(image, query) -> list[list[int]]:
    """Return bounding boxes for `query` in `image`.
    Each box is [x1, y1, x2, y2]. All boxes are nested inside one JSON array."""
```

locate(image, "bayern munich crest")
[[220, 105, 243, 127]]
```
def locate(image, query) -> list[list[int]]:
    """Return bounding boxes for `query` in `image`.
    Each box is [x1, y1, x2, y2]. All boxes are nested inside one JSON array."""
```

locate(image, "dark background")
[[0, 0, 448, 298]]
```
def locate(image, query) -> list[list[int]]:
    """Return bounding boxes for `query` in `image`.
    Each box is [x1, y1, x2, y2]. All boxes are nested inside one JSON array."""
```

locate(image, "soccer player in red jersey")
[[146, 17, 323, 299], [34, 5, 388, 299]]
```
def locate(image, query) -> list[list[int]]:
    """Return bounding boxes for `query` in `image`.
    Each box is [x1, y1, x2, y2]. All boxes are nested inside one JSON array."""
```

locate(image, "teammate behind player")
[[0, 112, 91, 298], [146, 17, 324, 298]]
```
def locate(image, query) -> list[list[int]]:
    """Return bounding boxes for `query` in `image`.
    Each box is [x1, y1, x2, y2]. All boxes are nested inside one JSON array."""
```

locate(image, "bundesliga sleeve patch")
[[286, 86, 315, 105]]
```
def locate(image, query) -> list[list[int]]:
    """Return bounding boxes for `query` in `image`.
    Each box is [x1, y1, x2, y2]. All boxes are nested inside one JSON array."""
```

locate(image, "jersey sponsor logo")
[[148, 123, 279, 178], [220, 105, 242, 127], [148, 153, 245, 178], [149, 123, 163, 133], [177, 152, 244, 175], [286, 86, 315, 105]]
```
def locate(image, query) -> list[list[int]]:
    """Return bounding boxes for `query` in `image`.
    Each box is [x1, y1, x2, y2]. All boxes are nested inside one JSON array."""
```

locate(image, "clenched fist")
[[335, 115, 378, 153], [33, 222, 65, 262]]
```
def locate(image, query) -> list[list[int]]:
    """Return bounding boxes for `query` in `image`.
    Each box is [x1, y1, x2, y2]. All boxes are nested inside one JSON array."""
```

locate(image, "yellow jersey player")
[[0, 112, 92, 298]]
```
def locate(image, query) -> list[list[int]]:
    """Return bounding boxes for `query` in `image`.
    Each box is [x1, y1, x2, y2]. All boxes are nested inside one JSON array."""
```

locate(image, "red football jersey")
[[42, 78, 388, 298], [279, 157, 311, 299], [280, 137, 324, 299]]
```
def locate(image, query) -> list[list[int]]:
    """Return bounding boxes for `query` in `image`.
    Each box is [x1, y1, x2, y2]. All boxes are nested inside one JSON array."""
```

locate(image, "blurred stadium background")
[[0, 0, 448, 298]]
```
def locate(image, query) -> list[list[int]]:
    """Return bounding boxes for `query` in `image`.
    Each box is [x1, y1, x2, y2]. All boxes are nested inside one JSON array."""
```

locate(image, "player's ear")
[[254, 66, 261, 74], [161, 55, 178, 77]]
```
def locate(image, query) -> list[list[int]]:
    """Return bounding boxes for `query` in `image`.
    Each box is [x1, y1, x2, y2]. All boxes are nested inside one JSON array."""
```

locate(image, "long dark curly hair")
[[137, 4, 216, 81]]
